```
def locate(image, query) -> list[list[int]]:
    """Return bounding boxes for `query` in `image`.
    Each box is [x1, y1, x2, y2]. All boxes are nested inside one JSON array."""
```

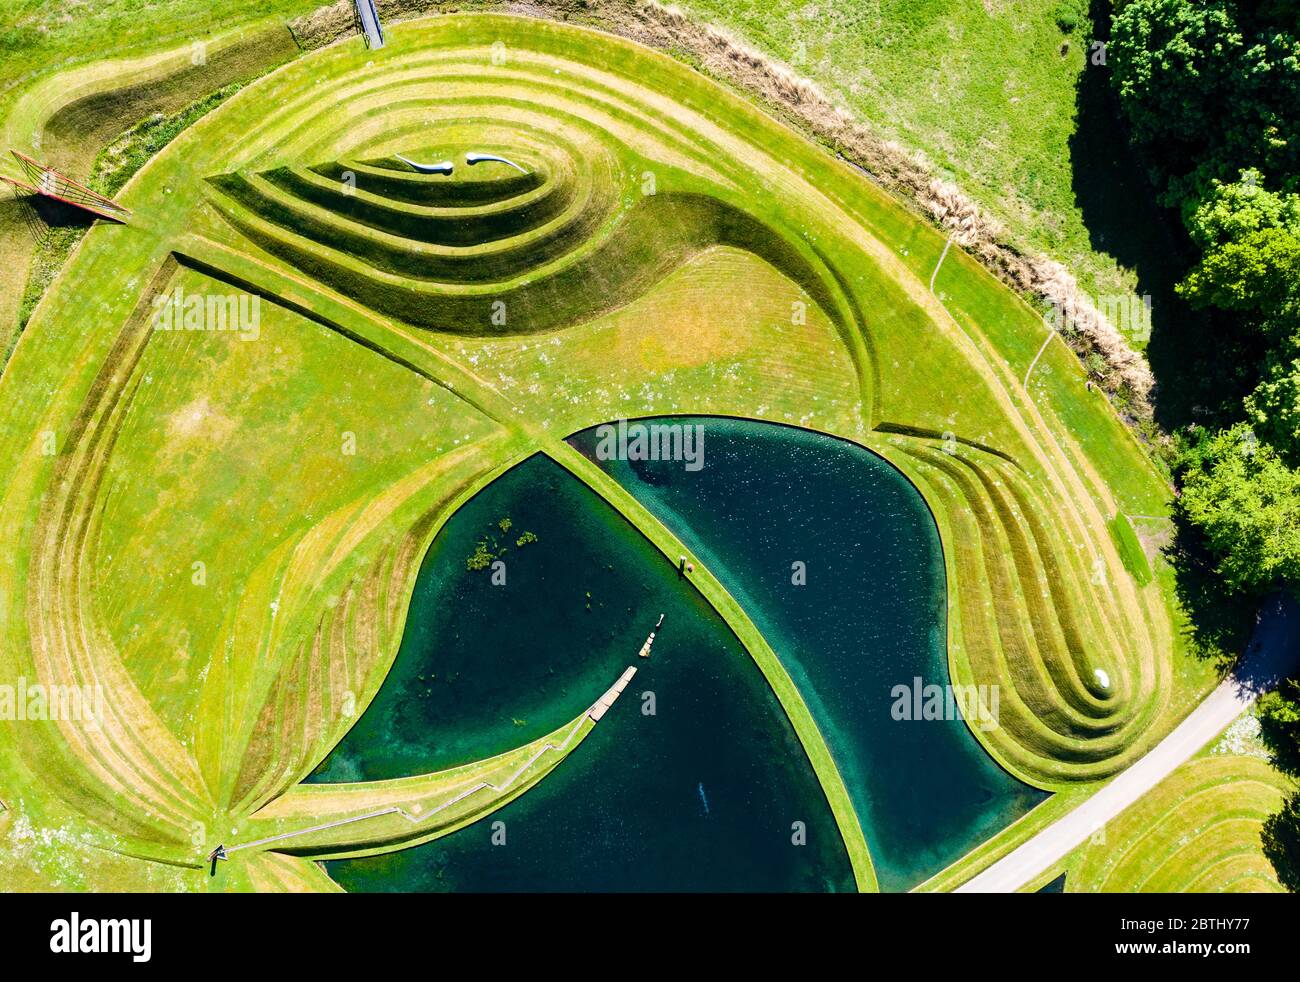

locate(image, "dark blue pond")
[[318, 452, 854, 892], [569, 416, 1046, 890]]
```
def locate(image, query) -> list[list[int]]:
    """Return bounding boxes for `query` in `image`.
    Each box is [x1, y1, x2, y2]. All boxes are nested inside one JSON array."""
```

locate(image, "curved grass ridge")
[[200, 437, 518, 818], [0, 22, 303, 369], [1069, 755, 1293, 893], [19, 261, 212, 850], [233, 708, 603, 860], [205, 164, 857, 348], [892, 439, 1165, 785], [0, 13, 1194, 891]]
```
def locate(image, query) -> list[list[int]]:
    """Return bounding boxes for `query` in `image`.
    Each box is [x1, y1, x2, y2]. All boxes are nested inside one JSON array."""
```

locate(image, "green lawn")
[[675, 0, 1184, 349], [0, 0, 318, 122], [1060, 713, 1294, 892]]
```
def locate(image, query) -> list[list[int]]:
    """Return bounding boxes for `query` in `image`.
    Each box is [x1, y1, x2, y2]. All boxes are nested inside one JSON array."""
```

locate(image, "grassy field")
[[675, 0, 1185, 351], [0, 0, 318, 121], [0, 9, 1223, 892], [0, 9, 308, 360]]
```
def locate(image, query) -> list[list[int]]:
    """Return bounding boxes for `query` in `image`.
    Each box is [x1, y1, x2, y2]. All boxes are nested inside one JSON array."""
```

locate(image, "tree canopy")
[[1258, 680, 1300, 891], [1111, 0, 1300, 209], [1245, 337, 1300, 463], [1179, 227, 1300, 315], [1185, 170, 1300, 251], [1177, 425, 1300, 594]]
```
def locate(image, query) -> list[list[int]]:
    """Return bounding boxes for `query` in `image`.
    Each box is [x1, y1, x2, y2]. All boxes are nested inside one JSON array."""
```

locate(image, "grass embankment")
[[674, 0, 1182, 352], [0, 17, 304, 361], [0, 14, 1215, 892], [14, 83, 245, 335], [0, 0, 317, 125], [234, 710, 602, 862], [1059, 715, 1294, 892]]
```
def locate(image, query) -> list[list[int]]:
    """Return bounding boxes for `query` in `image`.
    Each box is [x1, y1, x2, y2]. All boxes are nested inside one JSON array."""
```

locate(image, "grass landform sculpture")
[[0, 10, 1227, 892]]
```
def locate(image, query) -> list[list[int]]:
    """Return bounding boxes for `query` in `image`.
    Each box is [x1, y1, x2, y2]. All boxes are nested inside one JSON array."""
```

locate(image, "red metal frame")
[[5, 150, 131, 222]]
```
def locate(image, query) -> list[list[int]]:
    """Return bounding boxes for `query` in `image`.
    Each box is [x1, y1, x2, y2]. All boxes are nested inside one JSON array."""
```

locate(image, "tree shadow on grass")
[[1261, 684, 1300, 891], [1163, 516, 1257, 671], [1262, 795, 1300, 893], [1257, 680, 1300, 777], [1067, 0, 1243, 433]]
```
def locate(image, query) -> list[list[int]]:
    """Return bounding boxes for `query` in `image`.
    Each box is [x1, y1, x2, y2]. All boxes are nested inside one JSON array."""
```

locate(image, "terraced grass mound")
[[1069, 753, 1294, 893], [0, 14, 1206, 891]]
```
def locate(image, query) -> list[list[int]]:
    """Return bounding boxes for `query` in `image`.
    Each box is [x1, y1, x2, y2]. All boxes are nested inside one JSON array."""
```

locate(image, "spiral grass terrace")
[[0, 12, 1216, 892]]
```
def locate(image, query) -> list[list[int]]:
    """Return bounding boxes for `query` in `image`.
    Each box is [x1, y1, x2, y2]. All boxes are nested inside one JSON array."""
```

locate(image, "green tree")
[[1256, 678, 1300, 891], [1185, 170, 1300, 251], [1178, 424, 1300, 594], [1257, 681, 1300, 773], [1245, 335, 1300, 462], [1178, 227, 1300, 316], [1111, 0, 1300, 208], [1262, 792, 1300, 892]]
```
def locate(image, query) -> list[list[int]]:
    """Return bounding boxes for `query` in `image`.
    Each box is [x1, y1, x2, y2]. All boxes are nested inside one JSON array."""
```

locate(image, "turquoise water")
[[319, 453, 854, 892], [570, 417, 1047, 891]]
